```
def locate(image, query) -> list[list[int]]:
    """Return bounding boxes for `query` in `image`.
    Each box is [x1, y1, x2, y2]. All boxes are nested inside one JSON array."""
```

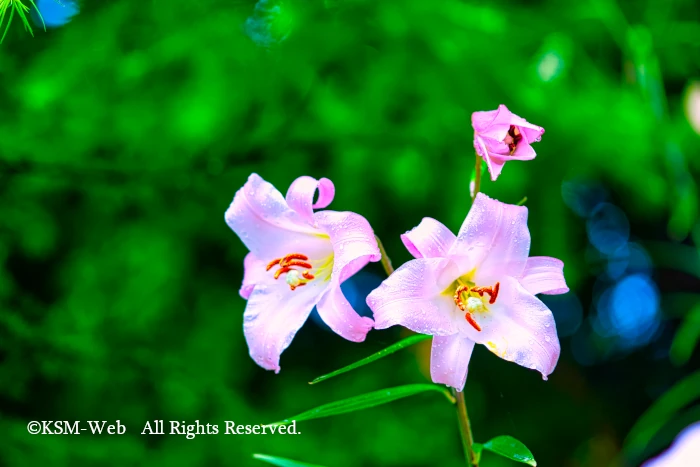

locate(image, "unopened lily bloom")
[[225, 174, 380, 373], [642, 422, 700, 467], [472, 105, 545, 181], [366, 193, 568, 392]]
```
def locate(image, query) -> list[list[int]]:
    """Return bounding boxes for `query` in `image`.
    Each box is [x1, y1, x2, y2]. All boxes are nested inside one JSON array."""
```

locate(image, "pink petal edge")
[[430, 334, 475, 392], [449, 193, 531, 283], [243, 279, 327, 373], [225, 173, 322, 259], [285, 176, 336, 224], [316, 282, 374, 342], [520, 256, 569, 296], [475, 276, 560, 379], [401, 217, 457, 259], [367, 258, 460, 336]]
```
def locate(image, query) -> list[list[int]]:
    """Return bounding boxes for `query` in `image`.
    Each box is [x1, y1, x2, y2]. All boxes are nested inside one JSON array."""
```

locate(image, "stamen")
[[453, 285, 470, 311], [465, 313, 482, 332], [490, 282, 500, 304], [274, 267, 292, 279], [280, 253, 309, 267], [267, 252, 317, 291], [282, 259, 313, 269], [471, 282, 500, 304]]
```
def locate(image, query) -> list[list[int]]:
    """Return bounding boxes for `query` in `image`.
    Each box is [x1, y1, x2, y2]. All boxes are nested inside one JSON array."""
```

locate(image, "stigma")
[[266, 253, 315, 291]]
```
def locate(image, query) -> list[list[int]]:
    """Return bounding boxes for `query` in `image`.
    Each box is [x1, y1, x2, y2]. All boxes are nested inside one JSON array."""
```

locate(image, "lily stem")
[[472, 154, 482, 202], [375, 235, 394, 276], [454, 389, 479, 466]]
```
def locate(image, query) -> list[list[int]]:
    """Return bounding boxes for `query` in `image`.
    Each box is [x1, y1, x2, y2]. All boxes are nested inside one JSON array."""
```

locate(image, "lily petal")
[[225, 174, 325, 259], [367, 258, 460, 336], [316, 283, 374, 342], [240, 252, 268, 299], [449, 193, 531, 282], [243, 278, 327, 373], [474, 276, 560, 379], [472, 107, 506, 139], [511, 142, 537, 160], [286, 176, 335, 224], [401, 217, 457, 259], [490, 105, 545, 143], [474, 136, 505, 182], [520, 256, 569, 296], [430, 334, 475, 392], [314, 210, 381, 284]]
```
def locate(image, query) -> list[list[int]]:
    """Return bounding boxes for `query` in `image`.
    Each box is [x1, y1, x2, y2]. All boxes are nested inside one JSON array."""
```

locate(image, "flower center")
[[503, 125, 522, 155], [266, 253, 316, 291], [452, 281, 500, 332]]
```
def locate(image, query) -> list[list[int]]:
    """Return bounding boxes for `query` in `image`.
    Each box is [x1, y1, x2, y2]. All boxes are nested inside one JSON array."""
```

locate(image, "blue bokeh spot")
[[32, 0, 79, 28]]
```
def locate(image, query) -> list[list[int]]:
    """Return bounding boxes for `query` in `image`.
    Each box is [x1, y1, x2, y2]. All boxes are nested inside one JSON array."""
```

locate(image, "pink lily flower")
[[366, 193, 568, 391], [472, 105, 545, 181], [642, 422, 700, 467], [225, 174, 380, 373]]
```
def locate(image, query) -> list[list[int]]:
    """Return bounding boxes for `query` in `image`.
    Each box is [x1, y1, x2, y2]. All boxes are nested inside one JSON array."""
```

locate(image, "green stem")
[[454, 389, 478, 466], [375, 235, 394, 276], [472, 154, 482, 202]]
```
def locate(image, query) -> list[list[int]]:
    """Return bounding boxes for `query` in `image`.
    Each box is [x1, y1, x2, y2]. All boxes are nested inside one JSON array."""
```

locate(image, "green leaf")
[[624, 370, 700, 461], [475, 436, 537, 466], [253, 454, 327, 467], [309, 334, 431, 384], [272, 384, 455, 425], [670, 303, 700, 366]]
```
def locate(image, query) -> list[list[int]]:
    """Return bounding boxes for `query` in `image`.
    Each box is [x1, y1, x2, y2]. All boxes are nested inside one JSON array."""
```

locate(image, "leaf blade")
[[273, 384, 455, 425], [481, 436, 537, 466], [670, 303, 700, 366], [310, 334, 431, 384], [623, 370, 700, 461], [253, 454, 327, 467]]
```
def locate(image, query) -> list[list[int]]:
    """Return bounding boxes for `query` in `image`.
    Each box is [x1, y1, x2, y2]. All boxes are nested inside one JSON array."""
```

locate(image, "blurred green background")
[[1, 0, 699, 466]]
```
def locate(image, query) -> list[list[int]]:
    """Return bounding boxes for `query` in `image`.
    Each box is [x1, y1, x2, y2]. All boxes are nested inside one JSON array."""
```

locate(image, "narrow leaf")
[[310, 334, 431, 384], [624, 370, 700, 461], [670, 303, 700, 366], [480, 436, 537, 466], [253, 454, 326, 467], [272, 384, 455, 425]]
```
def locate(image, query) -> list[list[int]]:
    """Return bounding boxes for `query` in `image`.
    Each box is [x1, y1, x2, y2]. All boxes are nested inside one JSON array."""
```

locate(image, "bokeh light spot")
[[586, 203, 630, 255], [32, 0, 79, 28]]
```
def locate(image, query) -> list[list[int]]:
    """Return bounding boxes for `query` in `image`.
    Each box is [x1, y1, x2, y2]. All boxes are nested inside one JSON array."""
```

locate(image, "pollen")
[[267, 253, 315, 291]]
